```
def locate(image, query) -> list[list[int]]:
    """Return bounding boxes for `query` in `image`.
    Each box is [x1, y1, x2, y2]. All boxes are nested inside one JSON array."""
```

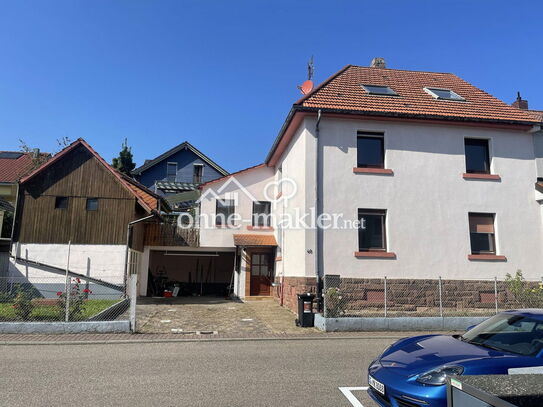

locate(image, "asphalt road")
[[0, 337, 399, 407]]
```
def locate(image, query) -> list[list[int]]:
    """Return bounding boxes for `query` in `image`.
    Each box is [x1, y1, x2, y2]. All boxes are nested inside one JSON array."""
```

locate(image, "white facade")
[[197, 116, 543, 283], [198, 165, 275, 248]]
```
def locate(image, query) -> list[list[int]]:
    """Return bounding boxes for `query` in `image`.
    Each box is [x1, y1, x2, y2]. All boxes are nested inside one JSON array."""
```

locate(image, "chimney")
[[512, 91, 528, 110], [370, 57, 386, 69], [32, 148, 40, 158]]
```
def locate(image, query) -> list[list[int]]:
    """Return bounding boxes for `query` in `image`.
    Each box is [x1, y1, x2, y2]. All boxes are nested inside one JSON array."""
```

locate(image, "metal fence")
[[0, 276, 129, 322], [323, 274, 543, 318]]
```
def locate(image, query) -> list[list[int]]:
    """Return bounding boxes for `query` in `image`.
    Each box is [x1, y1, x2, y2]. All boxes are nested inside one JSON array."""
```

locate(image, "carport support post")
[[129, 273, 138, 333]]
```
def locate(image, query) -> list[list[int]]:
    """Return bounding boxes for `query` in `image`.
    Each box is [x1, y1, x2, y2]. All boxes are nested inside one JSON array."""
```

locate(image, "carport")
[[144, 248, 235, 297]]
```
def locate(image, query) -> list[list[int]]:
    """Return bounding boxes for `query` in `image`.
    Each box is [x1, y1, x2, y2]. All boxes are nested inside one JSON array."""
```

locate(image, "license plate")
[[369, 375, 385, 395]]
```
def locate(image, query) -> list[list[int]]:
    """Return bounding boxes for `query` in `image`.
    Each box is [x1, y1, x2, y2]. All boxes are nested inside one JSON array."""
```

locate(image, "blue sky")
[[0, 1, 541, 172]]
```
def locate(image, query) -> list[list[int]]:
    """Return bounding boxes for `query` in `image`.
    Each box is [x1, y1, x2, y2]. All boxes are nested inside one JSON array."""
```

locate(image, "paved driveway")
[[136, 296, 321, 335]]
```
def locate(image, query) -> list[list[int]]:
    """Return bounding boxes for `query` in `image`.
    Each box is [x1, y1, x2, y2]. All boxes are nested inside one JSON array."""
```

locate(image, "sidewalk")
[[0, 330, 425, 345]]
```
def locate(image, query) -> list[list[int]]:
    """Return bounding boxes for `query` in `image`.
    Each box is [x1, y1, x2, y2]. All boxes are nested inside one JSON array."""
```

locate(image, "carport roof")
[[233, 234, 277, 247]]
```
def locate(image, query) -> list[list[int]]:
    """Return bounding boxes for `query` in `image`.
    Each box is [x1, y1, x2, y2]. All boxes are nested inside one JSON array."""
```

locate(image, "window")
[[424, 87, 465, 101], [358, 209, 386, 251], [166, 162, 177, 181], [86, 198, 99, 211], [469, 213, 496, 254], [215, 199, 235, 226], [193, 164, 203, 184], [465, 138, 490, 174], [357, 133, 384, 168], [55, 196, 69, 209], [252, 201, 271, 227], [362, 84, 398, 96]]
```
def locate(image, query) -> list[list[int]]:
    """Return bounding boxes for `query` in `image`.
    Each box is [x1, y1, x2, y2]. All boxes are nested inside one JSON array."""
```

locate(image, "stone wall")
[[273, 276, 317, 313], [322, 275, 543, 317]]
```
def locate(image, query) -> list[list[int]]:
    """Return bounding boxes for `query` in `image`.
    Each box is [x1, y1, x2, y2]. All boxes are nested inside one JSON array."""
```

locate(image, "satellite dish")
[[298, 80, 314, 95]]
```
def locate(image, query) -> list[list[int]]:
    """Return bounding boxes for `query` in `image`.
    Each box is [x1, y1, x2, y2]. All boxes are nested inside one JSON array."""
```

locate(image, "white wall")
[[199, 165, 275, 248], [274, 119, 317, 279], [310, 117, 543, 281], [8, 243, 126, 285]]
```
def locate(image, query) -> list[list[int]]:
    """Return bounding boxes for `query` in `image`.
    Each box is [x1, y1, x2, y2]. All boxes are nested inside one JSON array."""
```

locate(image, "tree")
[[112, 138, 136, 175]]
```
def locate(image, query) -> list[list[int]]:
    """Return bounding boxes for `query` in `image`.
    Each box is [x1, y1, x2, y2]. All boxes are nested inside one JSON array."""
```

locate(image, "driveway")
[[136, 296, 321, 335]]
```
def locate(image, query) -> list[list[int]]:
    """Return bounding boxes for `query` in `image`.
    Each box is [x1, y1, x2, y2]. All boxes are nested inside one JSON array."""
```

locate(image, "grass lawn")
[[0, 299, 120, 322]]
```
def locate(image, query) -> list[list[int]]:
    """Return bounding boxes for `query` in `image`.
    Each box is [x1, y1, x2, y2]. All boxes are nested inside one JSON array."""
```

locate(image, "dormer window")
[[362, 84, 398, 96], [424, 87, 465, 101]]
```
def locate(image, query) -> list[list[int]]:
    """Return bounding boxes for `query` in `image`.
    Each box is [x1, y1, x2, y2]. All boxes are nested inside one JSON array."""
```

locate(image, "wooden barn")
[[9, 138, 167, 291]]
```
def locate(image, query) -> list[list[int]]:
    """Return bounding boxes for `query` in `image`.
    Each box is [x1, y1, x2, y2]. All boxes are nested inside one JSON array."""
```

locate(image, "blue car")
[[368, 309, 543, 407]]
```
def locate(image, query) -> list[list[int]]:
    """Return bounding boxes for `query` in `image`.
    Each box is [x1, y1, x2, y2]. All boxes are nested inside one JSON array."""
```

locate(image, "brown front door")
[[249, 252, 274, 296]]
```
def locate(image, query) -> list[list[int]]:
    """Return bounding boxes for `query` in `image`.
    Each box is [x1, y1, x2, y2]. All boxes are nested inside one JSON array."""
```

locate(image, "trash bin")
[[296, 293, 315, 327]]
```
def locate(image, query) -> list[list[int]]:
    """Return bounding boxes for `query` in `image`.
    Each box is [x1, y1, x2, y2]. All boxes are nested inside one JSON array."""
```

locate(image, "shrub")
[[505, 270, 543, 308], [324, 287, 347, 318], [56, 278, 86, 321], [13, 291, 34, 320]]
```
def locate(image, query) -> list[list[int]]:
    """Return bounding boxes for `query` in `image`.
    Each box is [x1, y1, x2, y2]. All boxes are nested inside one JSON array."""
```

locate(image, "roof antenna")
[[298, 56, 315, 95]]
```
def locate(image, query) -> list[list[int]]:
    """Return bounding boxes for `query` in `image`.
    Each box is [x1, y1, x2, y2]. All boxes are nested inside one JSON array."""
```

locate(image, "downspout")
[[123, 214, 156, 296], [314, 109, 323, 311]]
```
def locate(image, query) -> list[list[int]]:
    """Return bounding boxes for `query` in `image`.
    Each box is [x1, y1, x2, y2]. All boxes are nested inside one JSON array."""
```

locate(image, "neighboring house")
[[131, 141, 229, 211], [139, 59, 543, 311], [8, 139, 167, 293], [0, 150, 49, 275]]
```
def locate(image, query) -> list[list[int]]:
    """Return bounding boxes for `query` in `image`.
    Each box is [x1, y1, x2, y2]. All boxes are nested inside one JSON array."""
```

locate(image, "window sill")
[[468, 254, 507, 261], [275, 256, 282, 262], [353, 167, 394, 175], [354, 251, 396, 259], [247, 226, 274, 231], [462, 173, 501, 181]]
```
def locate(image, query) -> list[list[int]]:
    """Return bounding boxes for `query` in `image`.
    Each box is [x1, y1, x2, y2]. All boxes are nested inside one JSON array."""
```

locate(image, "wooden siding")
[[16, 145, 140, 245]]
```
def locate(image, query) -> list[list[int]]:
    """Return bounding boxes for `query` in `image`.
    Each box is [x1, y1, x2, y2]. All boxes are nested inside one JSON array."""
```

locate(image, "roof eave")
[[293, 106, 538, 127]]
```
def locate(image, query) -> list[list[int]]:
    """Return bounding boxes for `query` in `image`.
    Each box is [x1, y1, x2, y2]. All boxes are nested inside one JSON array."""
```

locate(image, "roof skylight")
[[362, 84, 398, 96], [424, 87, 465, 101]]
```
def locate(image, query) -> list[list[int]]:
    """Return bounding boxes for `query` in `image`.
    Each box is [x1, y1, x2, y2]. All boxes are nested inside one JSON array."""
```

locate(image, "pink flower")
[[56, 291, 63, 296], [83, 289, 92, 294], [75, 278, 81, 284]]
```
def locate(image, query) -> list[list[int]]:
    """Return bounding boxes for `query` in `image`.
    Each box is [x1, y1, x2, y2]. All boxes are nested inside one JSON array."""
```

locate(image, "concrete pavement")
[[0, 337, 396, 406]]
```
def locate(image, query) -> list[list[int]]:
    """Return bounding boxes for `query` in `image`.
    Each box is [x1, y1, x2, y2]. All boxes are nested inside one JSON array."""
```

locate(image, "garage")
[[145, 249, 236, 297]]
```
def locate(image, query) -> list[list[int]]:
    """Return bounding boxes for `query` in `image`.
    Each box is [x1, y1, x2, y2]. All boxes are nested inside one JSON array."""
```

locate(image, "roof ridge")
[[132, 140, 229, 176], [347, 65, 455, 75], [20, 138, 160, 214]]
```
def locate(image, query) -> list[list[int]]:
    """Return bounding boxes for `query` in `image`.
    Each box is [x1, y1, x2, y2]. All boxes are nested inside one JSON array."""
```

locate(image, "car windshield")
[[462, 313, 543, 356]]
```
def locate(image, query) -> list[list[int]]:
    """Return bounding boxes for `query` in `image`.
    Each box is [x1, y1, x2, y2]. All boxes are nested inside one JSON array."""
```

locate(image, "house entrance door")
[[249, 252, 274, 296]]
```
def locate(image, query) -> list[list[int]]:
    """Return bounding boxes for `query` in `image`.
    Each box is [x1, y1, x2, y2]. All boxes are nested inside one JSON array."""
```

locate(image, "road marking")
[[339, 386, 369, 407]]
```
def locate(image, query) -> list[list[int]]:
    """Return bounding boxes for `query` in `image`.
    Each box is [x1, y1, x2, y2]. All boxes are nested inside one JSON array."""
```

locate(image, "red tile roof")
[[233, 234, 277, 247], [527, 110, 543, 122], [20, 139, 165, 214], [0, 151, 50, 183], [297, 65, 537, 124]]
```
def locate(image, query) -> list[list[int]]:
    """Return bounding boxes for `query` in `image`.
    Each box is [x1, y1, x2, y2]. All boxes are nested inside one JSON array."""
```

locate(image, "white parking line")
[[339, 387, 369, 407]]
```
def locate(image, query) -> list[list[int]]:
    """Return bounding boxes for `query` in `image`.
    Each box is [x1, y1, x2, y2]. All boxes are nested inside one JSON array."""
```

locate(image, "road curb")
[[0, 334, 410, 346]]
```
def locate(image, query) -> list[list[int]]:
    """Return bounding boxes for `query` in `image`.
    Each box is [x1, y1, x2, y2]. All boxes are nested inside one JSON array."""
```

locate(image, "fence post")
[[384, 276, 387, 318], [64, 241, 72, 322], [438, 276, 443, 318], [494, 276, 498, 314], [129, 273, 138, 333]]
